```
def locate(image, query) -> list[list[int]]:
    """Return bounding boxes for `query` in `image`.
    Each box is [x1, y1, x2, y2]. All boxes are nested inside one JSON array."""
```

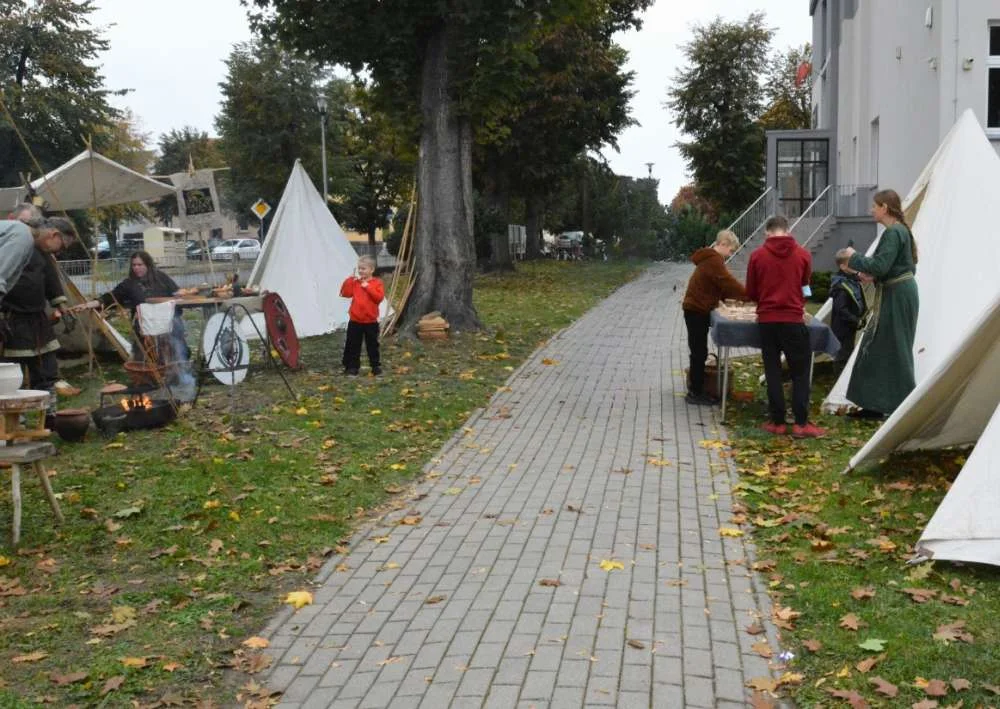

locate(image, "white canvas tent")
[[246, 160, 385, 338], [831, 110, 1000, 567], [0, 149, 174, 211], [823, 110, 1000, 414], [1, 149, 174, 359]]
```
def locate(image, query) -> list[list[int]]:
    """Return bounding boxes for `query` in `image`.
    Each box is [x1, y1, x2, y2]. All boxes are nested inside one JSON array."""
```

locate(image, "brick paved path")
[[260, 263, 780, 708]]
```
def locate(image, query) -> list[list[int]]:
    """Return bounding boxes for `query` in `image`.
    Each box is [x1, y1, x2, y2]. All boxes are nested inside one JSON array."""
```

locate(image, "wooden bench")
[[0, 442, 63, 546]]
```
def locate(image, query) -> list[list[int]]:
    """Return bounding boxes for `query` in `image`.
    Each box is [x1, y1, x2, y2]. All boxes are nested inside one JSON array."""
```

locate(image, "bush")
[[810, 270, 832, 302]]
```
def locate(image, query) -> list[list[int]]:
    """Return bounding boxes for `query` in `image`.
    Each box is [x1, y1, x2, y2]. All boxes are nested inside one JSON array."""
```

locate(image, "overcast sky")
[[91, 0, 811, 205]]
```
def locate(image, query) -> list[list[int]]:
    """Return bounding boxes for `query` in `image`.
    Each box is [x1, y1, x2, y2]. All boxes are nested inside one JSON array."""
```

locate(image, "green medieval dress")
[[846, 223, 919, 414]]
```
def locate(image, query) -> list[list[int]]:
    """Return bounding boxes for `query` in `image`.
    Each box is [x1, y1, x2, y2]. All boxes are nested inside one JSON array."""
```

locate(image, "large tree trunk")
[[397, 24, 481, 334], [524, 195, 542, 259]]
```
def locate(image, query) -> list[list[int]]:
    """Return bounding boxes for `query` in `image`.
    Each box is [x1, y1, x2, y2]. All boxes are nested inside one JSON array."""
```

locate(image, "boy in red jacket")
[[745, 216, 825, 438], [340, 256, 384, 376]]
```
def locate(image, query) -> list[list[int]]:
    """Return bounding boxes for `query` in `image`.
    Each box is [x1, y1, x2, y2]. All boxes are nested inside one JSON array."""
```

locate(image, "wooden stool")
[[0, 442, 63, 546]]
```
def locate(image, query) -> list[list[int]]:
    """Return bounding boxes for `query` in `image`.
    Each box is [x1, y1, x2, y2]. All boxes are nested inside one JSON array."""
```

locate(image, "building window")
[[989, 25, 1000, 130], [775, 138, 829, 218]]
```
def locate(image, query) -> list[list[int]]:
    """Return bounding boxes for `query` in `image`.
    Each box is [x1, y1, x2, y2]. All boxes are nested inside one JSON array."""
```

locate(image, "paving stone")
[[258, 264, 784, 708]]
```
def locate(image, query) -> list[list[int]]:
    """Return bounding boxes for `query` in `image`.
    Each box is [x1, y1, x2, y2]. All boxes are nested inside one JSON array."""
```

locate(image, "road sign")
[[251, 199, 271, 220]]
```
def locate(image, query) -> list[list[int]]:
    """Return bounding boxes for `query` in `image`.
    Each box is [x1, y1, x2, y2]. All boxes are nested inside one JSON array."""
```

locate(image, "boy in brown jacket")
[[681, 230, 746, 405]]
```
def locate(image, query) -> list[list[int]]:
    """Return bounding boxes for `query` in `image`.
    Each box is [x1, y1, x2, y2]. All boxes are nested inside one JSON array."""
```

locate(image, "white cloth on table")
[[136, 300, 176, 336]]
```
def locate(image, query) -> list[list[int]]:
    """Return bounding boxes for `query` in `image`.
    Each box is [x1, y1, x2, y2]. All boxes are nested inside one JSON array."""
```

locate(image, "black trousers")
[[758, 322, 812, 425], [683, 310, 711, 395], [342, 321, 380, 371]]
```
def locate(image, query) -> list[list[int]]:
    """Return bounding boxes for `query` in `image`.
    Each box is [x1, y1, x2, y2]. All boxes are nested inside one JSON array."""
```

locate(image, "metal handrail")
[[790, 184, 832, 232], [725, 187, 775, 263], [726, 186, 773, 233], [799, 212, 835, 249]]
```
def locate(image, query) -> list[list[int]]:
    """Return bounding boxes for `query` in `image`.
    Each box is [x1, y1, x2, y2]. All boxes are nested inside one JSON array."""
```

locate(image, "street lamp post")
[[316, 94, 328, 200]]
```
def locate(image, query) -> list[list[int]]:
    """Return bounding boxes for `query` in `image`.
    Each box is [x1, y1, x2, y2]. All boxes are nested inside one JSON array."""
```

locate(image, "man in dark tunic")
[[0, 217, 75, 399]]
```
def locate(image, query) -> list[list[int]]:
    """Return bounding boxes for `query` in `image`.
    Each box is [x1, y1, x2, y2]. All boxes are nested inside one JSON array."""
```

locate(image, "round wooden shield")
[[263, 292, 300, 370]]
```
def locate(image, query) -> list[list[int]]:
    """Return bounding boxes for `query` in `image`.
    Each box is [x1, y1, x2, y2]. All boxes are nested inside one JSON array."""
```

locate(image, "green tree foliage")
[[215, 42, 353, 226], [246, 0, 650, 332], [760, 43, 813, 130], [0, 0, 122, 188], [332, 83, 415, 258], [662, 205, 718, 261], [545, 156, 667, 259], [476, 3, 648, 261], [666, 13, 773, 216]]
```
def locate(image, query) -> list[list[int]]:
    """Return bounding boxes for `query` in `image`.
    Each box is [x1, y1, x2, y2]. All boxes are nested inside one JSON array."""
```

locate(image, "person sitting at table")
[[745, 215, 825, 438], [681, 229, 746, 405], [72, 250, 194, 361]]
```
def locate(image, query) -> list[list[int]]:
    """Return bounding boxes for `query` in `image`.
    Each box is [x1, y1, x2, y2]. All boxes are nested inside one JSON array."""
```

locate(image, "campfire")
[[92, 385, 177, 436]]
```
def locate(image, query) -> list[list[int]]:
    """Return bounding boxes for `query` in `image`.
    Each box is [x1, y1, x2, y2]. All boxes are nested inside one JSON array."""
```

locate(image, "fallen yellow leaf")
[[370, 409, 382, 415], [242, 636, 270, 649], [0, 555, 10, 567], [121, 656, 148, 668], [541, 358, 559, 365], [283, 591, 313, 609], [599, 560, 625, 572], [203, 500, 221, 510], [294, 407, 308, 415], [719, 527, 745, 538]]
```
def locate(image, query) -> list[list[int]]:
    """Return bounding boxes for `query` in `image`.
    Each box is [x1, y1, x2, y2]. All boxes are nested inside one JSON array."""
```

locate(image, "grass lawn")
[[0, 260, 644, 708], [720, 358, 1000, 708]]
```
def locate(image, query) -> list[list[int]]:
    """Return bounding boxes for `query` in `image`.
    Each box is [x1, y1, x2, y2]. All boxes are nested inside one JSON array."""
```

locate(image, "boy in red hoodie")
[[745, 216, 825, 438], [340, 256, 385, 376]]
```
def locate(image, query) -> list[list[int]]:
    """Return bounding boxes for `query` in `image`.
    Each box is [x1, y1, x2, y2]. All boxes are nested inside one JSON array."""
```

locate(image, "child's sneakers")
[[760, 421, 787, 435], [792, 423, 827, 438], [371, 366, 383, 376]]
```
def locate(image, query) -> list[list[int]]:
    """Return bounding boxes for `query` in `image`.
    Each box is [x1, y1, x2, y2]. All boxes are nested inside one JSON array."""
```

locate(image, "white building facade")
[[812, 0, 1000, 195]]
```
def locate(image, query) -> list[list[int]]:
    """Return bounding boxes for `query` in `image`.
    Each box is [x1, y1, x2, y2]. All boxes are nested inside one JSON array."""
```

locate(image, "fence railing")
[[725, 187, 776, 264]]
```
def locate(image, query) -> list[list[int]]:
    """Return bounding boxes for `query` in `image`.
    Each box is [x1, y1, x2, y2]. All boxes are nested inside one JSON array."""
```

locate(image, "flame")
[[119, 395, 154, 412]]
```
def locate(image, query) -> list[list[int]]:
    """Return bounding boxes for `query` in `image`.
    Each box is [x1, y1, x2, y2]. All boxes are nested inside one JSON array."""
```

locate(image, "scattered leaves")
[[598, 559, 624, 572]]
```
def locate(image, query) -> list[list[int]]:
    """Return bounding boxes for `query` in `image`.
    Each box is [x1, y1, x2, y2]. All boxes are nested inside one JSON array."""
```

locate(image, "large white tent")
[[0, 149, 174, 212], [823, 110, 1000, 414], [247, 160, 381, 338], [833, 110, 1000, 567]]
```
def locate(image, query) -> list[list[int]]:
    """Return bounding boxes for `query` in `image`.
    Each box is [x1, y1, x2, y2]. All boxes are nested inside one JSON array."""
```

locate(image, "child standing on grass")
[[830, 248, 867, 372], [340, 256, 384, 376]]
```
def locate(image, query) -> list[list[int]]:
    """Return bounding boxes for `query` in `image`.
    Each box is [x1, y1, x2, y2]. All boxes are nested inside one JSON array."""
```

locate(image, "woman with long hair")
[[72, 250, 193, 360], [841, 189, 919, 418]]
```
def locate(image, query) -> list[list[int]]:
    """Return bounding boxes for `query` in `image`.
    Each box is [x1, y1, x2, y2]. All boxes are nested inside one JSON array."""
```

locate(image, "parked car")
[[211, 238, 261, 262], [90, 237, 111, 260], [187, 238, 223, 260]]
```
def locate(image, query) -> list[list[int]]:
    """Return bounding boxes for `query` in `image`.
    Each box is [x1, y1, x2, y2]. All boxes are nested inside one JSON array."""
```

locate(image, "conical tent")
[[247, 160, 373, 338], [833, 110, 1000, 567], [823, 110, 1000, 413], [916, 400, 1000, 566]]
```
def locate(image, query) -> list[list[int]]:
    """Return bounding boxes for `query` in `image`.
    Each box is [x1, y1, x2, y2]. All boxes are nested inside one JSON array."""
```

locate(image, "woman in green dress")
[[842, 189, 919, 418]]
